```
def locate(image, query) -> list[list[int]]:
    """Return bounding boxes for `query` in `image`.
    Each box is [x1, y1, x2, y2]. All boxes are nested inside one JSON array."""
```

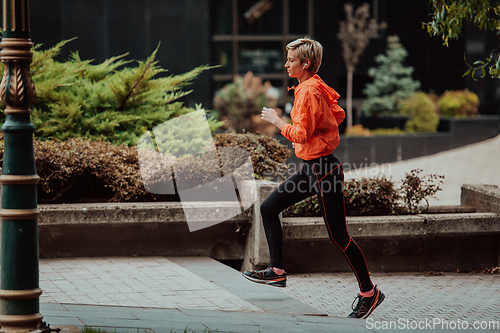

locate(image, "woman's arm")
[[260, 107, 287, 130]]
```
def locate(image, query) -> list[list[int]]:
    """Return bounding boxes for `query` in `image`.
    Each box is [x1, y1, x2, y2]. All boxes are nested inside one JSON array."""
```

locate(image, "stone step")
[[282, 212, 500, 241]]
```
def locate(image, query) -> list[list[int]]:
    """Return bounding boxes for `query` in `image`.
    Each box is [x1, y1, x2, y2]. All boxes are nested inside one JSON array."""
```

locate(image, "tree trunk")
[[346, 68, 354, 129]]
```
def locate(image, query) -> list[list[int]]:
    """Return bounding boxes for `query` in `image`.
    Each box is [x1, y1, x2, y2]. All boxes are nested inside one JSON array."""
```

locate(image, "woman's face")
[[285, 49, 305, 78]]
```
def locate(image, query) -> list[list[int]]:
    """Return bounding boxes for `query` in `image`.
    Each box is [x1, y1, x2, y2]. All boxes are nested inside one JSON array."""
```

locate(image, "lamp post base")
[[0, 313, 43, 332]]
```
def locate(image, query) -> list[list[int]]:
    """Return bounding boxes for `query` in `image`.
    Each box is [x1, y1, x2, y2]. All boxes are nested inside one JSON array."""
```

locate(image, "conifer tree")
[[362, 36, 421, 117], [0, 39, 222, 146]]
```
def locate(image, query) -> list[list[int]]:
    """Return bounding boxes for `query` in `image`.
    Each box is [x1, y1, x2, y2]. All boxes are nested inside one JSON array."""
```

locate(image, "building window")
[[211, 0, 314, 105]]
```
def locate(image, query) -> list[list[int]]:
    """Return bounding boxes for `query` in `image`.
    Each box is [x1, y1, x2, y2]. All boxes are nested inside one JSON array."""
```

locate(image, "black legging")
[[260, 153, 374, 292]]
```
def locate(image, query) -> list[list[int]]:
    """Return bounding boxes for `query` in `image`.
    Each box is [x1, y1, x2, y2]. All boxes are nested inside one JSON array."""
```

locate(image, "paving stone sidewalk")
[[281, 272, 500, 323], [39, 257, 500, 332]]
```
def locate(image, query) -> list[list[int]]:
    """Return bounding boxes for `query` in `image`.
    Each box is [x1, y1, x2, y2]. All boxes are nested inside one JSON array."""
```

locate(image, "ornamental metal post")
[[0, 0, 43, 332]]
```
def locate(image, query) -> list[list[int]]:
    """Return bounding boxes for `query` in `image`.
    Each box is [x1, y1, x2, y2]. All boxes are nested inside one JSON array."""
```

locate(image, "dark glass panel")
[[238, 42, 283, 74], [212, 0, 232, 35], [289, 1, 309, 35]]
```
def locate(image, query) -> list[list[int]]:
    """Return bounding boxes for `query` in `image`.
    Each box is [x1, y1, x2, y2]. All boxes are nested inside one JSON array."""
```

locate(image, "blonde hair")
[[286, 37, 323, 74]]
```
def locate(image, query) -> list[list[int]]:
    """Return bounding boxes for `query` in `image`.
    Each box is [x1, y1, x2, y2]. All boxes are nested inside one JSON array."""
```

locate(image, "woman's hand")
[[261, 107, 286, 130]]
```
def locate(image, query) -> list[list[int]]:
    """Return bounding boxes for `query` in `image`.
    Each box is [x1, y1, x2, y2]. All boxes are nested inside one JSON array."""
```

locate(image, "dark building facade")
[[27, 0, 499, 118]]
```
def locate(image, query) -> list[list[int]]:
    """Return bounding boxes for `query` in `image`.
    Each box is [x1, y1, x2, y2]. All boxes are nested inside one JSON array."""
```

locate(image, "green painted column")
[[0, 0, 43, 331]]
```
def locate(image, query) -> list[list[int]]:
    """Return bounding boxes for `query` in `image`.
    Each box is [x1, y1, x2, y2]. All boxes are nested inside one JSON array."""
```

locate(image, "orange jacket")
[[281, 75, 345, 160]]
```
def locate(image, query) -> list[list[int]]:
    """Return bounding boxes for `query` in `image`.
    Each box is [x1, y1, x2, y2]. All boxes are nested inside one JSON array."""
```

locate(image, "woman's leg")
[[310, 157, 374, 292], [260, 167, 315, 268]]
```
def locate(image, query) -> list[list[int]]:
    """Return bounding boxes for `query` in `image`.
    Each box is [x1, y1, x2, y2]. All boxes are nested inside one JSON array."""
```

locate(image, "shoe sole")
[[362, 289, 385, 319], [242, 273, 287, 287]]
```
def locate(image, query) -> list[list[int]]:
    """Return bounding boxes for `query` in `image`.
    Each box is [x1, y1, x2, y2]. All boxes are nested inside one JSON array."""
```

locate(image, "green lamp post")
[[0, 0, 43, 332]]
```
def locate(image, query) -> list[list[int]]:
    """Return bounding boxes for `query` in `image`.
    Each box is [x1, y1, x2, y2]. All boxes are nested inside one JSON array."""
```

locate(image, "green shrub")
[[345, 126, 406, 137], [283, 196, 320, 217], [0, 39, 222, 146], [437, 89, 479, 118], [400, 92, 439, 132], [362, 36, 421, 117], [371, 127, 404, 135], [345, 124, 372, 137]]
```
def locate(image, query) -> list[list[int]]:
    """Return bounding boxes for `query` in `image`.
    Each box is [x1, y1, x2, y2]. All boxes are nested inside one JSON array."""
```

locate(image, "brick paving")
[[40, 257, 260, 313], [39, 257, 500, 332], [282, 272, 500, 323]]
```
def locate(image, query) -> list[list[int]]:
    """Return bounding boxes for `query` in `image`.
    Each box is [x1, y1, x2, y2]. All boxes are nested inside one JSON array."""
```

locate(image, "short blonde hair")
[[286, 37, 323, 74]]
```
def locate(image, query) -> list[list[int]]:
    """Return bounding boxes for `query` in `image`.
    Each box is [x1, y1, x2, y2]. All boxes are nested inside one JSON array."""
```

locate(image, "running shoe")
[[242, 266, 287, 287], [348, 285, 385, 319]]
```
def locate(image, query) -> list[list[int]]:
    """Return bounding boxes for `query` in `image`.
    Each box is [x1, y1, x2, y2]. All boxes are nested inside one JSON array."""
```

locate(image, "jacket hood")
[[292, 75, 345, 125]]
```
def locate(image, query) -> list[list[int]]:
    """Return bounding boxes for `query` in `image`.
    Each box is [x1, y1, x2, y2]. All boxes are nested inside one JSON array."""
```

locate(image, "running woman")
[[242, 38, 384, 319]]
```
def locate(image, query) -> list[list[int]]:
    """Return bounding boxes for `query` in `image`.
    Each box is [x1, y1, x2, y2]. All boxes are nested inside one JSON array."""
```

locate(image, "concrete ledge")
[[38, 201, 248, 225], [461, 184, 500, 214], [282, 213, 500, 241], [38, 201, 250, 259]]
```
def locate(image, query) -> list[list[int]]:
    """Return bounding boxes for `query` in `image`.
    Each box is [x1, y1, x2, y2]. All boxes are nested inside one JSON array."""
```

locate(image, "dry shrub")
[[283, 175, 399, 217], [139, 131, 292, 200], [344, 175, 399, 215], [0, 131, 291, 203], [213, 131, 292, 180], [33, 137, 151, 203], [283, 171, 443, 217]]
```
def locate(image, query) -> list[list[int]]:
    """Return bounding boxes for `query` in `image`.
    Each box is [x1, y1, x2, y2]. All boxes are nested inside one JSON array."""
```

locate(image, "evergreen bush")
[[1, 39, 221, 146], [362, 36, 421, 117], [399, 92, 439, 132]]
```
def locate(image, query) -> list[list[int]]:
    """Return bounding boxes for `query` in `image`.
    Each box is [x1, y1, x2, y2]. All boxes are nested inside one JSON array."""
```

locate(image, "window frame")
[[211, 0, 314, 105]]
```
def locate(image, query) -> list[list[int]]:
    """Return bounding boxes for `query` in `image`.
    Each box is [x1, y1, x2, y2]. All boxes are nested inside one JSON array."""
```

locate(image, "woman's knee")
[[330, 234, 350, 250], [260, 198, 278, 217]]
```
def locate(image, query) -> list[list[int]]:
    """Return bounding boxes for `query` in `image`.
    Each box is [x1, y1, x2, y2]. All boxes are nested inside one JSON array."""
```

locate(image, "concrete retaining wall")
[[242, 181, 500, 273], [461, 184, 500, 214], [2, 182, 496, 272], [38, 202, 250, 260]]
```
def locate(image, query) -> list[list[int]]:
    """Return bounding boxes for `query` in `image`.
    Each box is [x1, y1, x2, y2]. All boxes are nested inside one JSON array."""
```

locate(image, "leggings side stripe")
[[318, 164, 340, 183], [313, 165, 341, 249]]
